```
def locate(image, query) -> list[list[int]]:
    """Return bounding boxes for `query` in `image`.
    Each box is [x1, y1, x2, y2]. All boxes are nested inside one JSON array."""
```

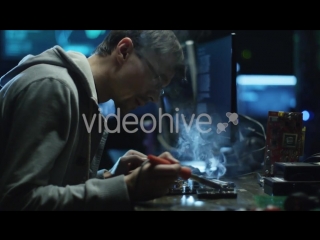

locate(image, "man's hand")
[[108, 150, 147, 176], [157, 151, 180, 164], [103, 171, 112, 178], [124, 151, 181, 202]]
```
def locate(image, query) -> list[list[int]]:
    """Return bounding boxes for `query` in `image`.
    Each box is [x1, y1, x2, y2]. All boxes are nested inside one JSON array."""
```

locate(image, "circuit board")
[[168, 178, 236, 195], [263, 111, 306, 177]]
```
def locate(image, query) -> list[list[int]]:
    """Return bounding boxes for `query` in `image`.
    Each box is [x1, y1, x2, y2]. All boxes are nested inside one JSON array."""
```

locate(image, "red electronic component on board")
[[263, 111, 306, 177]]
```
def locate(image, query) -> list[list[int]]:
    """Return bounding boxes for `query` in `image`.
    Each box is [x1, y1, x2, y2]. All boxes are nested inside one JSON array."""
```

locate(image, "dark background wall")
[[0, 30, 294, 81], [294, 30, 320, 160]]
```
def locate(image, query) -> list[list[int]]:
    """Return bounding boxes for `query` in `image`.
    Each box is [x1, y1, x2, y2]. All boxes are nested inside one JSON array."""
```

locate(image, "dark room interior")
[[1, 30, 320, 211]]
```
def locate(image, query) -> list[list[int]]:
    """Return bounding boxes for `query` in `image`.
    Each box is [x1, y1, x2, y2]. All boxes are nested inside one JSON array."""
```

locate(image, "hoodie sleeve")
[[0, 78, 133, 211]]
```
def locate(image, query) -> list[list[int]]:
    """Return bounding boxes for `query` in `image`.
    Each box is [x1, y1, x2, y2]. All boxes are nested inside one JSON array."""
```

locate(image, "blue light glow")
[[236, 63, 240, 72], [85, 30, 106, 39], [237, 75, 297, 86], [302, 110, 310, 121], [64, 45, 93, 56]]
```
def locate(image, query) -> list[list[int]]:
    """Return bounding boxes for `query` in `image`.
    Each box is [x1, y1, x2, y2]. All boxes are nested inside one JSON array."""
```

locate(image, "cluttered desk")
[[134, 109, 320, 211], [133, 155, 276, 211], [134, 172, 272, 211], [134, 168, 320, 211]]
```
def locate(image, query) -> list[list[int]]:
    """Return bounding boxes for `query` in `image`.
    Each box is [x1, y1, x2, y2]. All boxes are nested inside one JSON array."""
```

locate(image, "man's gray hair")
[[93, 30, 186, 80]]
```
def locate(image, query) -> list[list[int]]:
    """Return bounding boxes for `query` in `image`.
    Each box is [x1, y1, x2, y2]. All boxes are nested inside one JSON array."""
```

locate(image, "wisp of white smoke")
[[175, 114, 226, 179]]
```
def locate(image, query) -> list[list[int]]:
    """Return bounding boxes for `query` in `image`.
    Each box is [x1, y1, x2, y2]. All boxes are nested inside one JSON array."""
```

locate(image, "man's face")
[[112, 49, 175, 115]]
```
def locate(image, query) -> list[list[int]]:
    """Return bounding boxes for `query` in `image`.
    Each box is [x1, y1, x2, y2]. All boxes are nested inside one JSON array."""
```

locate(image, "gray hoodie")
[[0, 45, 132, 210]]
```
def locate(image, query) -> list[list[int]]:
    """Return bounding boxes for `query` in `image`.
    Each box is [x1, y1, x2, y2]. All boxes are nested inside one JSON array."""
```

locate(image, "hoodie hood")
[[0, 45, 98, 102]]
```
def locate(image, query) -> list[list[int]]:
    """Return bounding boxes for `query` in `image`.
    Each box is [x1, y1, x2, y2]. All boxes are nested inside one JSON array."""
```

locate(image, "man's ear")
[[115, 37, 134, 64]]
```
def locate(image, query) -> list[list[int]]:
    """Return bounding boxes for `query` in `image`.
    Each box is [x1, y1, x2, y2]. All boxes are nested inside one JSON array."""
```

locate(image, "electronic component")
[[207, 178, 236, 189], [146, 154, 237, 197], [274, 162, 320, 181], [147, 154, 235, 189], [196, 188, 237, 199], [263, 111, 306, 177], [189, 174, 235, 189], [168, 179, 197, 195], [168, 178, 236, 196], [284, 192, 320, 211], [264, 177, 320, 196]]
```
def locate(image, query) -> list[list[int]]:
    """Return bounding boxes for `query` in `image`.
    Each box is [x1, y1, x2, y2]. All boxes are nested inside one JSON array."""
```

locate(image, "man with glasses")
[[0, 30, 186, 210]]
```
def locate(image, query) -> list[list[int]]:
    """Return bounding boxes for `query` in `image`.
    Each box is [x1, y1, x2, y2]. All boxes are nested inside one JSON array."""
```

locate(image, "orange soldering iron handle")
[[147, 154, 192, 180]]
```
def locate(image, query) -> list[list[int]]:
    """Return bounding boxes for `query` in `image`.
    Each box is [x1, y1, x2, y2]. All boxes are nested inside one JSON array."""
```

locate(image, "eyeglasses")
[[135, 51, 165, 96]]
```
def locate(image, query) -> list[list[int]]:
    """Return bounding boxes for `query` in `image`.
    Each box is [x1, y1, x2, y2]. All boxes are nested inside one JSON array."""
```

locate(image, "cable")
[[239, 114, 266, 140], [237, 146, 266, 163], [234, 114, 266, 164], [227, 171, 261, 179], [242, 127, 265, 138], [303, 153, 320, 162]]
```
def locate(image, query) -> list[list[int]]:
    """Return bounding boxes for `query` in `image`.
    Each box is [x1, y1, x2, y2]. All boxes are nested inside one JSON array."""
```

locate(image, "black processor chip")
[[282, 133, 297, 148]]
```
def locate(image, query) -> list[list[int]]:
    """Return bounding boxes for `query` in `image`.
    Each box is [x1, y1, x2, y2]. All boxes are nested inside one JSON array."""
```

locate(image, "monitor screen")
[[236, 74, 297, 119], [195, 33, 238, 147]]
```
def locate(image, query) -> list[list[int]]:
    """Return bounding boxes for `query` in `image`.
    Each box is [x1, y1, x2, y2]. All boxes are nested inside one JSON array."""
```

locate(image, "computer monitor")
[[195, 33, 238, 146]]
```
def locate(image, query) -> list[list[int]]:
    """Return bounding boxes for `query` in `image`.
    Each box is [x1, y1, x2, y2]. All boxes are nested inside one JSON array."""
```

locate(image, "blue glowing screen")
[[236, 75, 297, 118], [1, 30, 110, 59]]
